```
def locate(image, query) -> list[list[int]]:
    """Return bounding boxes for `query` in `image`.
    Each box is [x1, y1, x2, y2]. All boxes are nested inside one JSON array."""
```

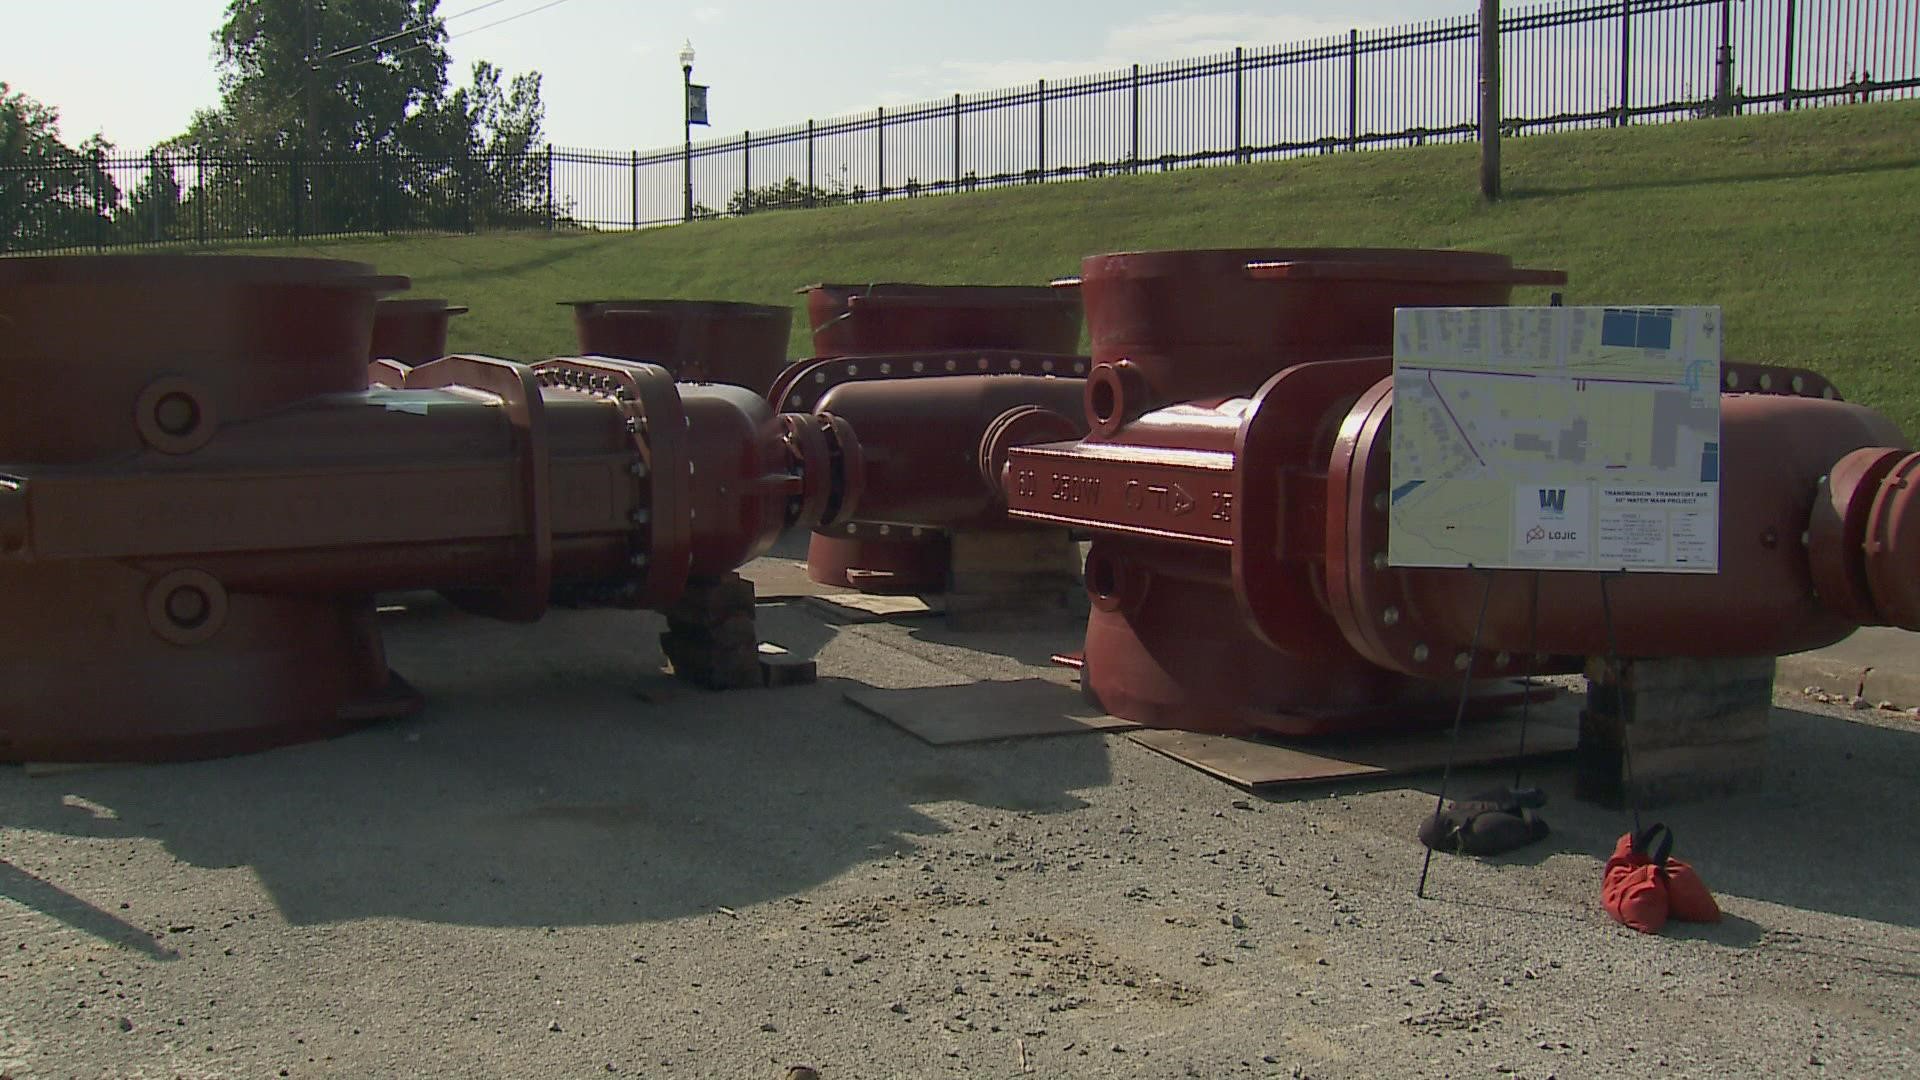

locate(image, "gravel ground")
[[3, 584, 1917, 1080]]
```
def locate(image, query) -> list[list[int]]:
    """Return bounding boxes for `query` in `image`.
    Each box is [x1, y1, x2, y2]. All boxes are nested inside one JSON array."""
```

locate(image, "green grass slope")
[[258, 100, 1920, 434]]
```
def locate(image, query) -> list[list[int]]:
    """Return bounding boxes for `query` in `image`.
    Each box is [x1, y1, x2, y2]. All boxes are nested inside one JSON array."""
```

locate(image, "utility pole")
[[1478, 0, 1501, 201]]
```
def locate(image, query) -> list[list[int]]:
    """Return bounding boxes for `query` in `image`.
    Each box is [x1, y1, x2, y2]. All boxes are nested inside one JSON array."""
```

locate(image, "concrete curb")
[[1776, 653, 1920, 711]]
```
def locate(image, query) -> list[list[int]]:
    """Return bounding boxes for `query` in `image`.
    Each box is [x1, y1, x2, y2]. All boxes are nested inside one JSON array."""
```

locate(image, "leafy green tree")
[[407, 61, 550, 227], [208, 0, 451, 154], [115, 153, 186, 243], [169, 1, 548, 235], [0, 82, 119, 250]]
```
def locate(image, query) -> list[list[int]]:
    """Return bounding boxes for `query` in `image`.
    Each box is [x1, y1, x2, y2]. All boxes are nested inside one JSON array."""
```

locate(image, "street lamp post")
[[680, 41, 695, 223]]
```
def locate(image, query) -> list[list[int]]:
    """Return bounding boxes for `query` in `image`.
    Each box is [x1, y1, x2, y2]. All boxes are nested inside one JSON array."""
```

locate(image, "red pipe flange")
[[1862, 451, 1920, 629], [1806, 446, 1905, 624]]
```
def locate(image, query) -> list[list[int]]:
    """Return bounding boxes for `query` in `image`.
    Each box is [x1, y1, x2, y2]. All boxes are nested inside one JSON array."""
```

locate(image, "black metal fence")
[[0, 146, 556, 253], [4, 0, 1914, 253]]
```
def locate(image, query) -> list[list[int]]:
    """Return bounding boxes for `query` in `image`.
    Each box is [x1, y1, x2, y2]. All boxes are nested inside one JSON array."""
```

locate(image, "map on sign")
[[1388, 306, 1721, 573]]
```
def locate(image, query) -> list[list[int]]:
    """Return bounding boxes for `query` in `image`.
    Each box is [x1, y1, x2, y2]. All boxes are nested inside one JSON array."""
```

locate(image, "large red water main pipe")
[[370, 297, 468, 365], [561, 298, 792, 393], [1004, 248, 1918, 736], [774, 283, 1091, 594], [0, 256, 858, 762]]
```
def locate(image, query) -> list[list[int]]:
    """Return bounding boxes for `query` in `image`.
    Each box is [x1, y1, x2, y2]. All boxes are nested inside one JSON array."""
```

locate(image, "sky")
[[7, 1, 1471, 154]]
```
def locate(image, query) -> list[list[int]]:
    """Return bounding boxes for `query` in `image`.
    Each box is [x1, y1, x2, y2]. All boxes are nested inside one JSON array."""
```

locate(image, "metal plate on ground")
[[844, 678, 1139, 745], [1127, 706, 1578, 789], [804, 593, 946, 623]]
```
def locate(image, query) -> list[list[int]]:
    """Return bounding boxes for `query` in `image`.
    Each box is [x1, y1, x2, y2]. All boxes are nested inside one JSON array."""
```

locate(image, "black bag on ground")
[[1417, 786, 1550, 856]]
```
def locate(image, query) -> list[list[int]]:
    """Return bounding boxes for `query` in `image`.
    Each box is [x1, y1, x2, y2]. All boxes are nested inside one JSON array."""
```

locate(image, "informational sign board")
[[1388, 306, 1722, 573]]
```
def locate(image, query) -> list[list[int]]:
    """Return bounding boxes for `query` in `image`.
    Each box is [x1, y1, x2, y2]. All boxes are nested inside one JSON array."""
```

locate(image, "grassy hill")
[[249, 100, 1920, 435]]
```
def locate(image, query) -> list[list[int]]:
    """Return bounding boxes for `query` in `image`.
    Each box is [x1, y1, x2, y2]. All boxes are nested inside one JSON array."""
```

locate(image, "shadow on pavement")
[[0, 861, 180, 961], [1265, 703, 1920, 930], [0, 603, 1111, 932]]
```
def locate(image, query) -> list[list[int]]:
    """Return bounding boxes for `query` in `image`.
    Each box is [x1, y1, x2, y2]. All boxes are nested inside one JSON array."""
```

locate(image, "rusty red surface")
[[1071, 248, 1564, 414], [562, 299, 792, 393], [0, 257, 855, 762], [1006, 247, 1918, 737], [777, 284, 1093, 594], [370, 298, 468, 365], [802, 282, 1081, 356]]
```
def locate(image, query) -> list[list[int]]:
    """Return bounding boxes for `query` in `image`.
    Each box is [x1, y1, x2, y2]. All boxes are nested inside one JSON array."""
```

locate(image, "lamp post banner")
[[688, 84, 710, 126]]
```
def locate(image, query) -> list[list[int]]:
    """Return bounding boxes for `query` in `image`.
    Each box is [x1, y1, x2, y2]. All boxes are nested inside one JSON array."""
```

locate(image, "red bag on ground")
[[1602, 829, 1670, 933], [1663, 854, 1722, 924], [1601, 824, 1720, 934]]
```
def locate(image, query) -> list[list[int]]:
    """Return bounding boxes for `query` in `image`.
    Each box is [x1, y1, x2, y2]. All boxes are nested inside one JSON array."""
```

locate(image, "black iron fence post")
[[952, 94, 961, 190], [290, 150, 303, 239], [876, 106, 885, 198], [1480, 0, 1502, 200], [741, 130, 751, 213], [149, 150, 163, 243], [1783, 0, 1798, 109], [375, 147, 388, 235], [195, 149, 207, 246], [1233, 47, 1246, 163], [1348, 29, 1360, 149], [1130, 63, 1141, 172], [1714, 0, 1735, 114], [545, 145, 555, 228], [91, 146, 106, 251], [460, 143, 473, 233], [807, 120, 817, 206], [1618, 0, 1633, 125], [630, 150, 639, 228], [1037, 79, 1047, 178]]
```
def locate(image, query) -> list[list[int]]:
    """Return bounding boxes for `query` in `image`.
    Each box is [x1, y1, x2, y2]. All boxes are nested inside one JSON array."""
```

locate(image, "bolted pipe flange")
[[979, 404, 1081, 496], [1862, 450, 1920, 630], [817, 412, 865, 529], [1805, 446, 1903, 625], [779, 411, 836, 530]]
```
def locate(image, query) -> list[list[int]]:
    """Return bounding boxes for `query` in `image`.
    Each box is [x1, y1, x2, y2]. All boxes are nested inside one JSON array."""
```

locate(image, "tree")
[[173, 1, 548, 235], [115, 153, 187, 243], [0, 82, 119, 251], [208, 0, 451, 154], [408, 61, 550, 227]]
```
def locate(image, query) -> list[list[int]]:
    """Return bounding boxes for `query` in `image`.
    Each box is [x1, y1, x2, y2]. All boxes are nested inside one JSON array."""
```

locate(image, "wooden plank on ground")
[[1127, 704, 1579, 789], [804, 593, 946, 623], [844, 678, 1139, 745]]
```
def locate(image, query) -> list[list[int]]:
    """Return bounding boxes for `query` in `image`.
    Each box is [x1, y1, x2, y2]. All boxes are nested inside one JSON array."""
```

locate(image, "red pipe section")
[[1005, 248, 1918, 736], [370, 297, 468, 365], [0, 257, 857, 762], [780, 283, 1090, 593], [561, 298, 792, 393]]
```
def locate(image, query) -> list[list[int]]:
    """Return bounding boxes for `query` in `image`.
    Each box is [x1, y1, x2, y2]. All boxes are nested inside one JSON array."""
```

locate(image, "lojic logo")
[[1516, 484, 1583, 551]]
